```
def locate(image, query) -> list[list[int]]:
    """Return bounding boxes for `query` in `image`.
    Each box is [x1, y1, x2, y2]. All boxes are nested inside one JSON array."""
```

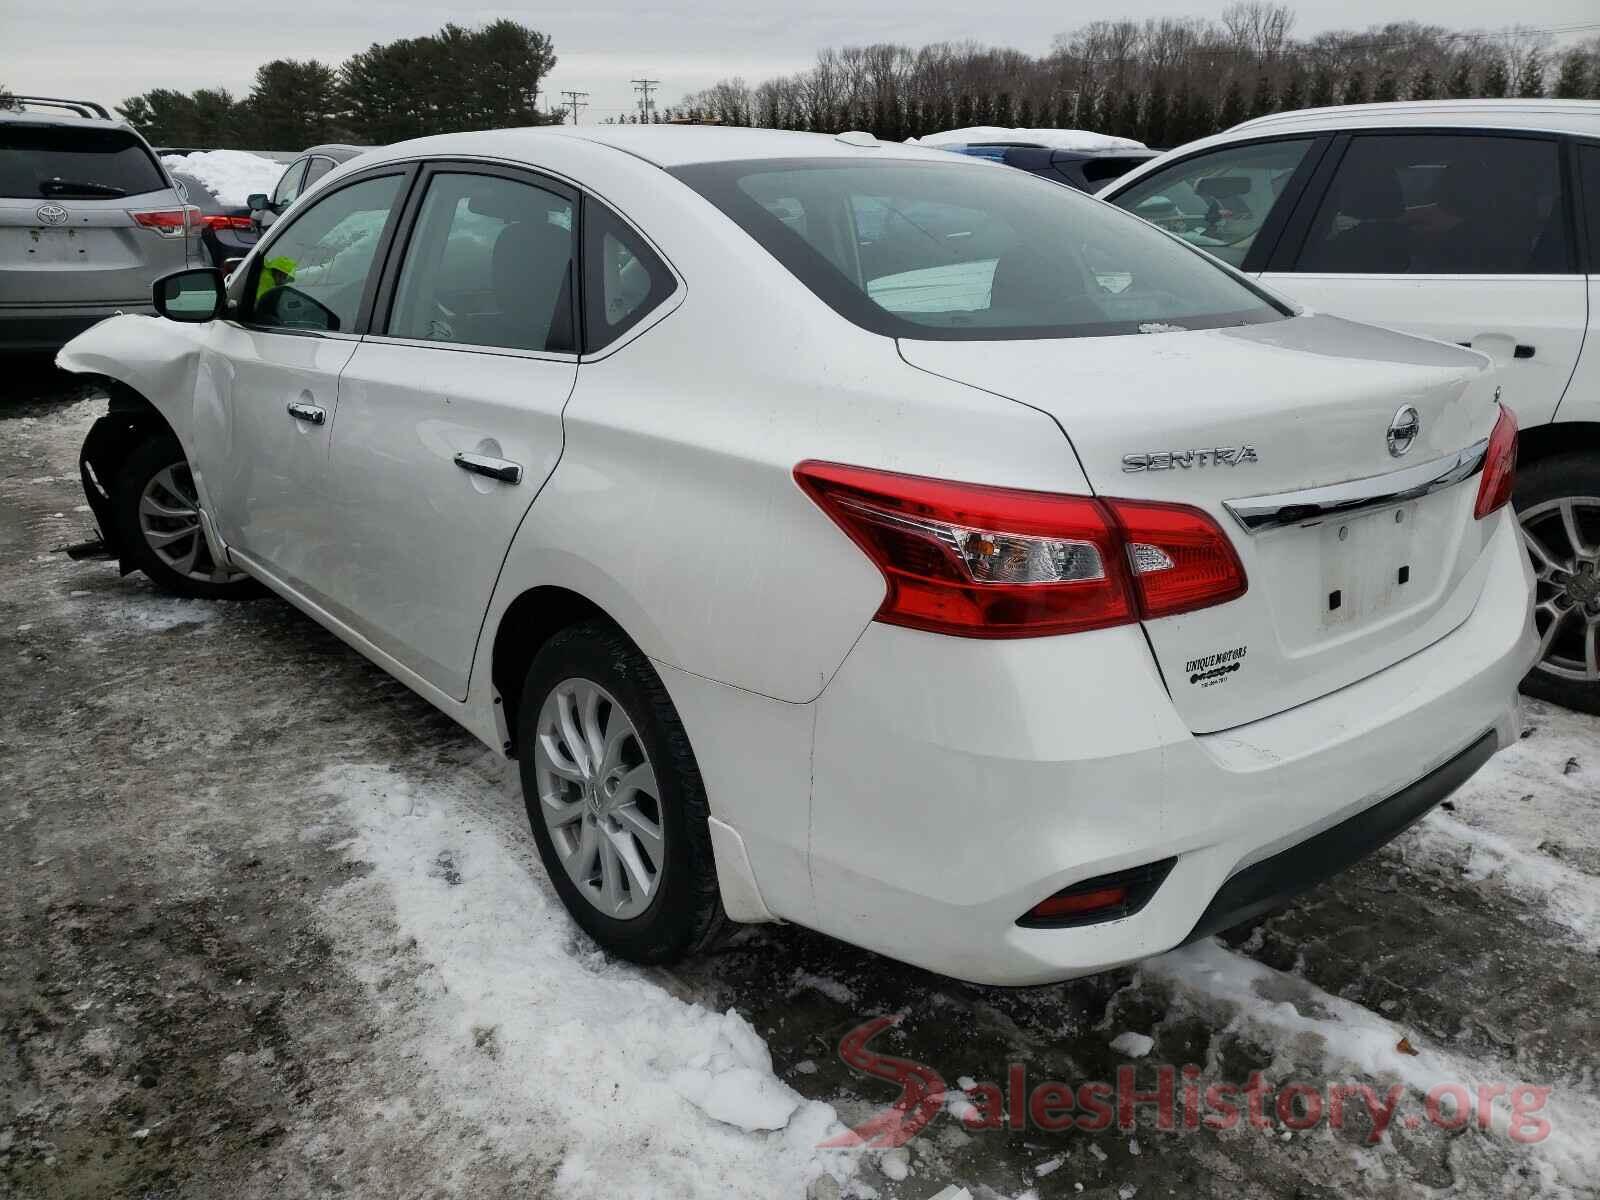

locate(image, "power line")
[[631, 78, 660, 123], [560, 90, 589, 124]]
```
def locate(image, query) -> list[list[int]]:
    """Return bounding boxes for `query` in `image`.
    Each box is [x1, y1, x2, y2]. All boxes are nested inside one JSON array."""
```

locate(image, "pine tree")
[[1054, 91, 1072, 128], [1341, 70, 1368, 106], [993, 92, 1014, 128], [1515, 50, 1546, 98], [974, 93, 996, 126], [956, 93, 976, 129], [1372, 69, 1399, 102], [1409, 68, 1439, 100], [1142, 82, 1170, 147], [1077, 90, 1100, 132], [1446, 61, 1475, 98], [1217, 78, 1247, 131], [1191, 91, 1218, 137], [1553, 52, 1589, 99], [1116, 90, 1141, 140], [1481, 58, 1509, 98], [1168, 82, 1195, 143], [1248, 73, 1275, 119], [1308, 67, 1336, 108], [935, 93, 956, 134], [1016, 95, 1035, 129], [1278, 71, 1305, 113]]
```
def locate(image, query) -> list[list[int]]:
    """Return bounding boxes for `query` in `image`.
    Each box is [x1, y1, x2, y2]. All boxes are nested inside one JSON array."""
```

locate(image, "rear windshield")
[[672, 158, 1286, 341], [0, 126, 167, 199]]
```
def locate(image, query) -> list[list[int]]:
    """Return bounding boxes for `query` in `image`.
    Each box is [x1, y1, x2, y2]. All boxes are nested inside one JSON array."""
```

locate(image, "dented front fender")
[[55, 314, 208, 454]]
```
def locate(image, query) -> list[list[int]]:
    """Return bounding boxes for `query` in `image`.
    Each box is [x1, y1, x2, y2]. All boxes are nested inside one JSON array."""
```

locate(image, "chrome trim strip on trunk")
[[1223, 439, 1489, 533]]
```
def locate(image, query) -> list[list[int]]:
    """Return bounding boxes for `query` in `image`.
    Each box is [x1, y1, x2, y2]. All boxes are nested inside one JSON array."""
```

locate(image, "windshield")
[[0, 126, 168, 199], [673, 158, 1286, 341]]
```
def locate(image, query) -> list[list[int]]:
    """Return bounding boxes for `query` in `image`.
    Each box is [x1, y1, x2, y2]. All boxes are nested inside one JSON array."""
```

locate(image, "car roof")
[[304, 143, 371, 160], [0, 110, 133, 133], [355, 125, 960, 171], [1231, 98, 1600, 140]]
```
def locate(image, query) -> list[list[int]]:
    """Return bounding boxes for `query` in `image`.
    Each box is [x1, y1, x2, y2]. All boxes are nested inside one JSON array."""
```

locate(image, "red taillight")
[[131, 206, 202, 237], [200, 214, 254, 232], [1474, 404, 1517, 520], [794, 461, 1246, 638], [1027, 885, 1129, 921], [1105, 498, 1249, 619]]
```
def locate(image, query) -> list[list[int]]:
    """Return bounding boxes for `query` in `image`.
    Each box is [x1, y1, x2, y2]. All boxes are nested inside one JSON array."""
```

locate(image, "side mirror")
[[153, 267, 225, 323], [246, 193, 269, 212]]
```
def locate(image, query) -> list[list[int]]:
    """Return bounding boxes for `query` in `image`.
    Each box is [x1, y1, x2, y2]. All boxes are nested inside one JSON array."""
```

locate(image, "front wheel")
[[110, 434, 258, 600], [516, 621, 727, 964], [1516, 453, 1600, 714]]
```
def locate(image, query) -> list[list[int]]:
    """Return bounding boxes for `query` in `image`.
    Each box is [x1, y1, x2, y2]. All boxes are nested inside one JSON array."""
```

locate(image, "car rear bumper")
[[791, 505, 1538, 985], [0, 301, 154, 351]]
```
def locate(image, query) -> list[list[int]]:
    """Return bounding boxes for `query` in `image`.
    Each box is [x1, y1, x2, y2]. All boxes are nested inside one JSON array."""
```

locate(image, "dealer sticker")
[[1186, 645, 1247, 687]]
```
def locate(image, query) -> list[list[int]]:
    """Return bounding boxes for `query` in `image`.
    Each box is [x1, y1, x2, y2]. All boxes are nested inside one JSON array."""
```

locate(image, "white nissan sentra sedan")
[[57, 125, 1537, 986]]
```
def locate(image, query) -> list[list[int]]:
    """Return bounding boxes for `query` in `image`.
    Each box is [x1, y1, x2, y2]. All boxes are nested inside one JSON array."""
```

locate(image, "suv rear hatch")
[[900, 314, 1504, 733], [0, 122, 195, 306]]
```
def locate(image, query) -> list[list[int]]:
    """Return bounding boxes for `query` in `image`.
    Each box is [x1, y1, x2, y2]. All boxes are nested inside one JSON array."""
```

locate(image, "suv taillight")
[[794, 461, 1246, 638], [1474, 404, 1517, 520], [131, 206, 202, 237]]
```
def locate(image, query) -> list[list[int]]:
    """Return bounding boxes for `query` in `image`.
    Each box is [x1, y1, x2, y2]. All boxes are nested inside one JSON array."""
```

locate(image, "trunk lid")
[[899, 314, 1504, 732]]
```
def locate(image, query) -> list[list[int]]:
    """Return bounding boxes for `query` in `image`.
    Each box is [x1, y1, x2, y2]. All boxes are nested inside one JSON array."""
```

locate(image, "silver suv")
[[1, 97, 201, 351]]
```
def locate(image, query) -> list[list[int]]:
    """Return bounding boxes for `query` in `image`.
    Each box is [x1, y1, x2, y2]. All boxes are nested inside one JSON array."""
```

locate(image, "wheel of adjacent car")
[[516, 620, 727, 963], [1515, 453, 1600, 715], [111, 434, 258, 600]]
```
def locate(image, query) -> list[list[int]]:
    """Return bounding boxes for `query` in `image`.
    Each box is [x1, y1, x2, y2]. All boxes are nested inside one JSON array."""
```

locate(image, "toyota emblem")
[[35, 203, 70, 226], [1387, 405, 1421, 457]]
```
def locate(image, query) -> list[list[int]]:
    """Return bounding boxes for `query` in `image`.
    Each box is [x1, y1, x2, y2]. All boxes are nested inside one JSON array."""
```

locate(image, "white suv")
[[59, 126, 1534, 984], [1101, 100, 1600, 713]]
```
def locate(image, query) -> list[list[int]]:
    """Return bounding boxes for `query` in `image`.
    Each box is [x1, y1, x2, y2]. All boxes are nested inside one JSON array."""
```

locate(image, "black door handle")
[[453, 452, 523, 484]]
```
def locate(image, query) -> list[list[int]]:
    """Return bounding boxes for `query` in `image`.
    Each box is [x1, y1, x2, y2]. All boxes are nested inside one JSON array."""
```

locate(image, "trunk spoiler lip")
[[1222, 438, 1489, 534]]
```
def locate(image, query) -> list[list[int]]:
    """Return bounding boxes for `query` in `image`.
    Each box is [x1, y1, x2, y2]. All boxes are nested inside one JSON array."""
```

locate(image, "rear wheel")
[[516, 621, 727, 963], [111, 435, 258, 600], [1515, 453, 1600, 715]]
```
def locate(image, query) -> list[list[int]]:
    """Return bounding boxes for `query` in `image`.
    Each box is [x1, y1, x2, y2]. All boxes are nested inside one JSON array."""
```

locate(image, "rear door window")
[[303, 156, 337, 190], [1110, 139, 1315, 267], [1292, 134, 1571, 274], [385, 170, 575, 353], [0, 126, 166, 199]]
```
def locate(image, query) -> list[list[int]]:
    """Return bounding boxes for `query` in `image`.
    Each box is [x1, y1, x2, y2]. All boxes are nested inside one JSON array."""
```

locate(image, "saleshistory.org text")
[[819, 1016, 1553, 1150]]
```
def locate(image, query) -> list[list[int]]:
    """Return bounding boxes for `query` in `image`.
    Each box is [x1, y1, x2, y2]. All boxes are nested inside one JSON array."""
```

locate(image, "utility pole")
[[631, 78, 660, 123], [560, 90, 589, 124]]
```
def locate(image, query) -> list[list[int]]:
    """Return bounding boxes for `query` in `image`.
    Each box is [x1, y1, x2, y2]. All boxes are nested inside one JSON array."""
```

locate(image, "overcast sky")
[[3, 0, 1596, 133]]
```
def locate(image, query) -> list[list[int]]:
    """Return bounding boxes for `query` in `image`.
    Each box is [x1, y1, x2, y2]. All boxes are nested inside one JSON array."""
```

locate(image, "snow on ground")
[[312, 760, 863, 1198], [907, 127, 1147, 152], [162, 150, 282, 207]]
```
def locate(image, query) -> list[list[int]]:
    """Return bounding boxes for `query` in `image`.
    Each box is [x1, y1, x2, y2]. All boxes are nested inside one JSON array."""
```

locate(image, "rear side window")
[[582, 198, 675, 353], [1294, 134, 1571, 275], [0, 126, 166, 199], [675, 158, 1285, 341], [1111, 139, 1314, 268], [304, 156, 337, 190]]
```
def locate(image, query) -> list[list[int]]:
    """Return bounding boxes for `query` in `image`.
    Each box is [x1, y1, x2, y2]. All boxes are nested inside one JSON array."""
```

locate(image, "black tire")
[[1514, 452, 1600, 715], [110, 434, 260, 600], [516, 620, 728, 964]]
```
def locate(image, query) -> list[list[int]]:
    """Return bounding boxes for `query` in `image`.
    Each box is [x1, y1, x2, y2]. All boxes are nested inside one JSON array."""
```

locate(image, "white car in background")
[[59, 126, 1533, 985], [1101, 99, 1600, 712]]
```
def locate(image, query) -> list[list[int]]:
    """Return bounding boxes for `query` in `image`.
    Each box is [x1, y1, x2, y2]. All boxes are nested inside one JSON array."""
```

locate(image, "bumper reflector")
[[1017, 858, 1176, 929]]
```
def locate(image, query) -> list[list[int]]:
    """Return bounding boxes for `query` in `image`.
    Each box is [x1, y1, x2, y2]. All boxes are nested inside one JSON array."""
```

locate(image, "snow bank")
[[315, 761, 859, 1197], [161, 150, 282, 208], [1149, 938, 1600, 1193], [908, 126, 1146, 152]]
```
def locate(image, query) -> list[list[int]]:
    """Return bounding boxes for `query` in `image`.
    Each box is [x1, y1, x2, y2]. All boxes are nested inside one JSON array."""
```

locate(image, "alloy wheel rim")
[[1519, 496, 1600, 682], [533, 677, 664, 920], [138, 462, 248, 584]]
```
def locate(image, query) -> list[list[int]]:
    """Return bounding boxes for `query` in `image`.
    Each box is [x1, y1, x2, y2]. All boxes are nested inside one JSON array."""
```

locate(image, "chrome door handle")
[[453, 452, 523, 484], [286, 401, 325, 425]]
